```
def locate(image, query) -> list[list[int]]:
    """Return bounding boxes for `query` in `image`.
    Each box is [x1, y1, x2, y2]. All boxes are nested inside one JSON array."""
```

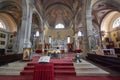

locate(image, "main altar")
[[45, 39, 68, 56]]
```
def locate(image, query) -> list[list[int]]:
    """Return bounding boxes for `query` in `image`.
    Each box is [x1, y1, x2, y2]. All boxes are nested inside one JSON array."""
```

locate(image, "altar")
[[47, 49, 61, 58]]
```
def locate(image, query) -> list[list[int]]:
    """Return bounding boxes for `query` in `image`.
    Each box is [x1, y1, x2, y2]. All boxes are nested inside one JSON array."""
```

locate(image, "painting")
[[0, 33, 6, 38], [0, 41, 5, 45], [102, 49, 115, 55], [23, 48, 31, 60]]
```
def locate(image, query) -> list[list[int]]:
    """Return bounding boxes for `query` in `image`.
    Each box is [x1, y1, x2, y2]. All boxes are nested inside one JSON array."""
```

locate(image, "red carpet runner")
[[20, 56, 75, 77]]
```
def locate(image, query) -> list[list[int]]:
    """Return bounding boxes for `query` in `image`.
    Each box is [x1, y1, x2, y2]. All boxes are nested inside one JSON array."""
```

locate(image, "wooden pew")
[[86, 53, 120, 71], [0, 54, 22, 66]]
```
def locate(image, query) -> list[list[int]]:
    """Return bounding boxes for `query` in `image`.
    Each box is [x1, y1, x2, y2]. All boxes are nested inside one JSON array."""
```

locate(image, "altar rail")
[[86, 53, 120, 71], [0, 54, 22, 66]]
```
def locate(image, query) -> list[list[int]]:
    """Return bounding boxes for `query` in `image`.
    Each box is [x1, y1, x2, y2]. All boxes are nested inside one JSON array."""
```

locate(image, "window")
[[78, 31, 83, 37], [34, 31, 39, 37], [67, 36, 70, 43], [55, 23, 64, 29], [0, 21, 6, 29], [49, 36, 52, 43], [113, 17, 120, 28]]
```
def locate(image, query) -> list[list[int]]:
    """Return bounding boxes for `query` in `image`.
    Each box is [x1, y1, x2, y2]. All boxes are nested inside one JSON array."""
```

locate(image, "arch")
[[32, 6, 44, 32], [0, 13, 17, 32], [101, 11, 119, 32]]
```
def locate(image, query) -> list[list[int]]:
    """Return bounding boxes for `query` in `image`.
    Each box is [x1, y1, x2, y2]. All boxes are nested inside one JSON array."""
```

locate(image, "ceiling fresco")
[[35, 0, 82, 29], [0, 0, 22, 26], [92, 1, 119, 29]]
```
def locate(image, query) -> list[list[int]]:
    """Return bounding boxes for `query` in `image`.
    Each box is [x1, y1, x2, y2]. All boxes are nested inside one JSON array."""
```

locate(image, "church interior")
[[0, 0, 120, 80]]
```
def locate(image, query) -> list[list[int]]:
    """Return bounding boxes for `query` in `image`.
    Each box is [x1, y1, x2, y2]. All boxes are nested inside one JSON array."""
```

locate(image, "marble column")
[[86, 9, 97, 50], [18, 0, 33, 53], [24, 3, 33, 48], [82, 0, 89, 58], [18, 0, 27, 53]]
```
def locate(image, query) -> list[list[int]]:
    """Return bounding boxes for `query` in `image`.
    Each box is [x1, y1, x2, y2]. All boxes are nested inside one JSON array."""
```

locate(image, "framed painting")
[[23, 48, 31, 60], [102, 49, 115, 55]]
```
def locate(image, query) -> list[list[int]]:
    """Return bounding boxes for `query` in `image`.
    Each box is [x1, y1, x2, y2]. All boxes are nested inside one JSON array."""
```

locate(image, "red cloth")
[[33, 63, 54, 80], [74, 50, 82, 53], [35, 50, 42, 53]]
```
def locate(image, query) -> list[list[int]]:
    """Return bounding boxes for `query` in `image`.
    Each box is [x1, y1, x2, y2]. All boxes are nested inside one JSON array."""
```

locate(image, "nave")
[[0, 53, 120, 80]]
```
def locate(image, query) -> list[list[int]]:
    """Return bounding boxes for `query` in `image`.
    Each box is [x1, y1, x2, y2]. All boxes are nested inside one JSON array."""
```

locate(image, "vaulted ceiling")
[[0, 0, 22, 26], [92, 0, 120, 29], [35, 0, 82, 29], [0, 0, 120, 32]]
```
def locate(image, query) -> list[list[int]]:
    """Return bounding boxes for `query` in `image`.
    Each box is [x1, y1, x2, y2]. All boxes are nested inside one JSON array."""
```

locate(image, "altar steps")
[[0, 61, 27, 75], [54, 63, 75, 76], [24, 66, 34, 70], [20, 70, 34, 75], [74, 59, 110, 76], [20, 64, 35, 76]]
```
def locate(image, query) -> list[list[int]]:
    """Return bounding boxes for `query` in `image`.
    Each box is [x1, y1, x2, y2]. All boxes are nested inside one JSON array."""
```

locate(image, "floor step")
[[8, 62, 27, 67], [0, 67, 24, 71], [54, 66, 74, 69], [0, 61, 26, 75], [75, 67, 99, 71], [55, 70, 76, 76], [20, 70, 34, 75], [73, 59, 110, 76], [24, 66, 34, 70], [55, 70, 75, 74], [76, 69, 110, 76], [0, 71, 20, 75], [54, 63, 73, 66], [27, 63, 38, 66]]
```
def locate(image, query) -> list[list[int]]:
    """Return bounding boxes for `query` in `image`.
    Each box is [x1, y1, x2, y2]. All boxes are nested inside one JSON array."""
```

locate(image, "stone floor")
[[73, 59, 109, 76], [0, 61, 27, 75]]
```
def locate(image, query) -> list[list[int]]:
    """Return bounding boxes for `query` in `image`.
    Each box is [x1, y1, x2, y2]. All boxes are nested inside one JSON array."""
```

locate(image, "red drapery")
[[33, 63, 54, 80]]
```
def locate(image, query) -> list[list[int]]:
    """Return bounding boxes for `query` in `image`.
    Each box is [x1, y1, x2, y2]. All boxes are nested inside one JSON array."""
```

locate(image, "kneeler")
[[33, 63, 54, 80]]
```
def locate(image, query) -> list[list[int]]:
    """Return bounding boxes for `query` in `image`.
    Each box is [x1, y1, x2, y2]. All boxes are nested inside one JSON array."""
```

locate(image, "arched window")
[[0, 20, 6, 29], [78, 31, 83, 37], [49, 36, 52, 44], [113, 17, 120, 28], [55, 23, 64, 29], [67, 36, 70, 43], [34, 31, 39, 37]]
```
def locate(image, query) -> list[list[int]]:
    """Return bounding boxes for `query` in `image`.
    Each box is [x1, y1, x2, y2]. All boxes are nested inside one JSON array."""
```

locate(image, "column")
[[18, 0, 33, 53], [24, 3, 33, 48], [82, 0, 89, 58], [18, 0, 27, 53], [86, 8, 97, 50]]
